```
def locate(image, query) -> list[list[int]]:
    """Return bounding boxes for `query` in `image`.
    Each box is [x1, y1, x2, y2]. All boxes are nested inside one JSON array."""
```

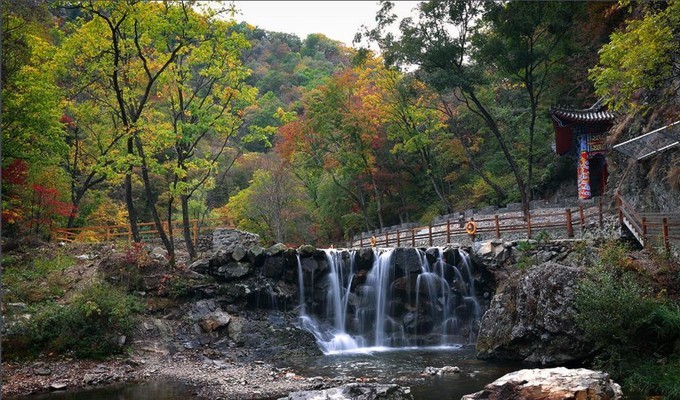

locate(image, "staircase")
[[616, 192, 680, 251]]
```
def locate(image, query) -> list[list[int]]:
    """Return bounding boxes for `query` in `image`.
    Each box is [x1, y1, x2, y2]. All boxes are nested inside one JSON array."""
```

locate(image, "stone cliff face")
[[607, 106, 680, 213], [475, 261, 591, 366]]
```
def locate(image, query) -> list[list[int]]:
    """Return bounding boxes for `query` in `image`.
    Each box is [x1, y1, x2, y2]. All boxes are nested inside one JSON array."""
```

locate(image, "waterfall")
[[296, 247, 482, 353]]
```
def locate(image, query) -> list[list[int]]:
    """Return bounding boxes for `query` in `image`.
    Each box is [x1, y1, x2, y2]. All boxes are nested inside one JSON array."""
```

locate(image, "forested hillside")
[[2, 0, 677, 249]]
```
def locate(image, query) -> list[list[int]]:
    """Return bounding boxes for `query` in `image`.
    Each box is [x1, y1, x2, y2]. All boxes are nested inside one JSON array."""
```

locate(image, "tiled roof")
[[550, 99, 616, 125]]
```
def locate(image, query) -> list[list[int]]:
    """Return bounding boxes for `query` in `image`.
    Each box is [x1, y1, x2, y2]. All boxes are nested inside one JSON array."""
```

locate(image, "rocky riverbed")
[[2, 350, 346, 399]]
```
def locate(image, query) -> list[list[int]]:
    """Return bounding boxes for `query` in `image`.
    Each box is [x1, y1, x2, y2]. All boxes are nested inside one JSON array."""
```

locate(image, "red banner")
[[577, 151, 591, 199]]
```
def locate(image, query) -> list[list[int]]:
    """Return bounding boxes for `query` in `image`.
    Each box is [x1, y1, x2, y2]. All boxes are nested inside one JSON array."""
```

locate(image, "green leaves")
[[2, 12, 66, 166], [590, 0, 679, 111]]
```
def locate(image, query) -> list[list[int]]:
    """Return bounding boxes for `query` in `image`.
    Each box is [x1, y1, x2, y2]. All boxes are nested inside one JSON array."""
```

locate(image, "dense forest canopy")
[[2, 0, 677, 249]]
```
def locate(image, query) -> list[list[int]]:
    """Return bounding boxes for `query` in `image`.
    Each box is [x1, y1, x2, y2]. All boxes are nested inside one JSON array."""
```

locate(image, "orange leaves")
[[276, 120, 305, 160]]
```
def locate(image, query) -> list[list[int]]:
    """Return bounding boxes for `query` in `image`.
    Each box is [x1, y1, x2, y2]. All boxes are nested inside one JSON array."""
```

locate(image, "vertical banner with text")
[[577, 135, 591, 199]]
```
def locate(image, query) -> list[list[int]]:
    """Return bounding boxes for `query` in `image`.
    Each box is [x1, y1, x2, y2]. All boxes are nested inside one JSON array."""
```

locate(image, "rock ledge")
[[462, 367, 622, 400]]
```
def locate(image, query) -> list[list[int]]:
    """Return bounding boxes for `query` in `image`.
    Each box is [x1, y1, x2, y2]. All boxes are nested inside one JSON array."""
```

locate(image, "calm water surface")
[[10, 381, 196, 400], [283, 346, 520, 399]]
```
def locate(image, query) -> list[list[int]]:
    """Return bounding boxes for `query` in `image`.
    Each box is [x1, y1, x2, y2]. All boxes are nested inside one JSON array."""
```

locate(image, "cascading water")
[[296, 247, 482, 354]]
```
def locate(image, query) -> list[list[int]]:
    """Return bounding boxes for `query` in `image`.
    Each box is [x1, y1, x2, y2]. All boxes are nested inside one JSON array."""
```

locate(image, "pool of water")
[[282, 345, 520, 399], [12, 347, 519, 400], [8, 381, 197, 400]]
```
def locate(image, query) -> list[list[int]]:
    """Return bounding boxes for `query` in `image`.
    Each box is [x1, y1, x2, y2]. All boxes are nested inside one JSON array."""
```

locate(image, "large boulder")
[[476, 262, 591, 365], [212, 228, 260, 252], [393, 248, 423, 275], [189, 252, 253, 282], [187, 299, 232, 332], [355, 247, 375, 270], [262, 256, 286, 278], [216, 262, 252, 281], [471, 240, 513, 270], [461, 367, 622, 400], [279, 383, 414, 400]]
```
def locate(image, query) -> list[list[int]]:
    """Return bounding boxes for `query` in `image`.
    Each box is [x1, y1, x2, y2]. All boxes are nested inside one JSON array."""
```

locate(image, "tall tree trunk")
[[526, 91, 539, 202], [465, 90, 530, 218], [134, 136, 175, 265], [125, 137, 141, 242], [420, 148, 454, 213], [181, 194, 196, 259], [370, 175, 385, 229]]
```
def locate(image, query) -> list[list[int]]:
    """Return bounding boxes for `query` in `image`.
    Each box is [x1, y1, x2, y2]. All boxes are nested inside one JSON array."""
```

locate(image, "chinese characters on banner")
[[577, 135, 591, 199], [578, 151, 591, 199]]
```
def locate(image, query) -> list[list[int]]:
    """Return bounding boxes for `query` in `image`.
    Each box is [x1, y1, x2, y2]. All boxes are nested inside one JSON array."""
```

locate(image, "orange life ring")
[[464, 221, 477, 235]]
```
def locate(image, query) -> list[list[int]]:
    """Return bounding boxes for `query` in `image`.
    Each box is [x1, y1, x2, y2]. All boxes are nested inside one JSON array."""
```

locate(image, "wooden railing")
[[351, 201, 610, 248], [52, 218, 231, 246], [616, 192, 680, 251]]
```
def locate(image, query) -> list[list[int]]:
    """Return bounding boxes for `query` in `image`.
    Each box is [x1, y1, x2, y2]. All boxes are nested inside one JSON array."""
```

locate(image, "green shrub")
[[515, 240, 534, 270], [576, 267, 655, 350], [5, 282, 141, 359], [575, 264, 680, 397], [599, 240, 633, 271]]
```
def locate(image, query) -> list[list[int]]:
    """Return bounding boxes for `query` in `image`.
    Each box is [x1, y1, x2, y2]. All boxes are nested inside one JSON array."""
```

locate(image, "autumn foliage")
[[2, 159, 75, 237]]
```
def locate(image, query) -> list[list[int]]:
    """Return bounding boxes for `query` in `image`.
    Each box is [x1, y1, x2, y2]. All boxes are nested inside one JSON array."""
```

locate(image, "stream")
[[11, 347, 520, 400], [282, 345, 520, 399]]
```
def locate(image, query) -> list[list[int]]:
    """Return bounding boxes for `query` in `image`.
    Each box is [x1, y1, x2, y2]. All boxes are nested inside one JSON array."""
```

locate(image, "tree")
[[61, 1, 253, 263], [2, 2, 66, 168], [590, 0, 679, 111], [281, 58, 393, 231], [58, 107, 125, 228], [363, 0, 581, 215], [63, 1, 193, 254], [473, 1, 580, 199], [225, 155, 311, 244], [160, 17, 256, 258]]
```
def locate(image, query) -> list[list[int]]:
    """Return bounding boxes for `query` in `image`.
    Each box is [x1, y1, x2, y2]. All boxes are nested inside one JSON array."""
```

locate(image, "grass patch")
[[2, 249, 75, 303]]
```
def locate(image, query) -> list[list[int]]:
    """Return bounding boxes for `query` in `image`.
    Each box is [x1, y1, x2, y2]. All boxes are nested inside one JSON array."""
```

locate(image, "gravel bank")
[[2, 348, 345, 399]]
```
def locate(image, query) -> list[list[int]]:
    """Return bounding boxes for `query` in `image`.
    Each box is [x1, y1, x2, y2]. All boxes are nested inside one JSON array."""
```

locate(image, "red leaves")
[[30, 184, 77, 219], [2, 159, 29, 186], [2, 159, 76, 233], [59, 114, 76, 129]]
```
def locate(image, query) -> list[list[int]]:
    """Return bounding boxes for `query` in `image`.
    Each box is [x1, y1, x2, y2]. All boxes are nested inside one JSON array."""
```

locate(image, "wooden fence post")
[[494, 215, 500, 239], [642, 217, 647, 248], [360, 235, 364, 247], [662, 218, 669, 252], [526, 213, 532, 239], [106, 227, 111, 241], [579, 204, 585, 230], [446, 219, 451, 244], [385, 231, 389, 247], [397, 230, 401, 247], [411, 228, 416, 248], [566, 208, 574, 238], [428, 225, 433, 247]]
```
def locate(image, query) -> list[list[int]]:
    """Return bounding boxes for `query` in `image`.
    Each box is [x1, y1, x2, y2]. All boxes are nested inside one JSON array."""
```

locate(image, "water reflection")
[[10, 381, 195, 400], [282, 346, 520, 399]]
